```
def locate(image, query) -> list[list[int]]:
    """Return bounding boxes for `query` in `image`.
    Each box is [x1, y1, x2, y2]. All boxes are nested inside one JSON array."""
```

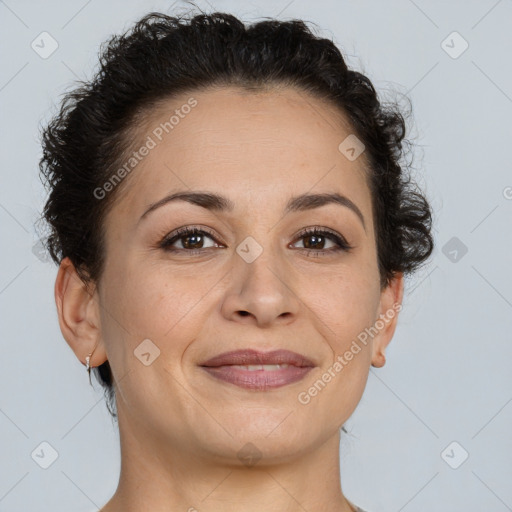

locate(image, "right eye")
[[160, 226, 222, 254]]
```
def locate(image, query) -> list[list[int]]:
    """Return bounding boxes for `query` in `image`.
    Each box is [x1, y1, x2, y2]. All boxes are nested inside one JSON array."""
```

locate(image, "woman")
[[38, 9, 434, 512]]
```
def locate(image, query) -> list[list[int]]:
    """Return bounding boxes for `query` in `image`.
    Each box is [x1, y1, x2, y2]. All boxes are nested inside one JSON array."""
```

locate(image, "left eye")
[[291, 229, 340, 251], [290, 227, 353, 254]]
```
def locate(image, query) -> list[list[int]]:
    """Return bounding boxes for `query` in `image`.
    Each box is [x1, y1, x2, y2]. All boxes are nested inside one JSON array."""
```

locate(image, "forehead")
[[108, 86, 372, 226]]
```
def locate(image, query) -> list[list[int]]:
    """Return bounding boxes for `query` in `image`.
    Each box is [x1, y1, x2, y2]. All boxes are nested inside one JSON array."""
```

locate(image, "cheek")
[[100, 263, 214, 361], [298, 276, 376, 426], [311, 268, 380, 349], [97, 266, 209, 409]]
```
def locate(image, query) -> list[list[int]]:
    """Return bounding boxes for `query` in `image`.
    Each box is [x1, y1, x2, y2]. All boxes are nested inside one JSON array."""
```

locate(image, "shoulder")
[[347, 499, 374, 512], [352, 505, 371, 512]]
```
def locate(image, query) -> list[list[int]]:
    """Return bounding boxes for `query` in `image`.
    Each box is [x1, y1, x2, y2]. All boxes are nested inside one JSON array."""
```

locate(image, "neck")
[[101, 408, 357, 512]]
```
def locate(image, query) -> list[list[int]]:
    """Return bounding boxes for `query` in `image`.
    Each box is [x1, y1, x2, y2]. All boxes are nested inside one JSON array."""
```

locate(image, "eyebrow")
[[138, 190, 366, 230]]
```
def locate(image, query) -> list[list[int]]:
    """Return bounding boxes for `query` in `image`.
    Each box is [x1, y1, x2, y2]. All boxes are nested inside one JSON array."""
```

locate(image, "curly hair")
[[37, 10, 434, 420]]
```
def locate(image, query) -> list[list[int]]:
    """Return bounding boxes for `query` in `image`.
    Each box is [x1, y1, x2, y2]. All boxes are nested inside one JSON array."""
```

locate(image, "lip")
[[199, 349, 315, 391], [199, 349, 316, 368]]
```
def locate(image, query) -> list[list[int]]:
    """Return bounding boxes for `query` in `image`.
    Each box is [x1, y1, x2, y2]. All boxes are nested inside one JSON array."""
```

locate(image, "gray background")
[[1, 0, 511, 511]]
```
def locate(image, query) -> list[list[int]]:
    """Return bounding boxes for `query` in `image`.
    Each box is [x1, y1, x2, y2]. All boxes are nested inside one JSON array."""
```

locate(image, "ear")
[[371, 272, 404, 368], [54, 257, 108, 369]]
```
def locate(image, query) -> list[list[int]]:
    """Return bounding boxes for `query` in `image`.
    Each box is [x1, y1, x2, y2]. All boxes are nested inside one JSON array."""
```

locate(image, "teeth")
[[230, 364, 291, 371]]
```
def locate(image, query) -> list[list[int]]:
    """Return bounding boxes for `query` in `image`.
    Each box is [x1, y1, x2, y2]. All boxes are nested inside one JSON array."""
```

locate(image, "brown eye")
[[301, 232, 333, 250], [160, 227, 220, 252], [159, 225, 353, 257], [291, 227, 353, 255]]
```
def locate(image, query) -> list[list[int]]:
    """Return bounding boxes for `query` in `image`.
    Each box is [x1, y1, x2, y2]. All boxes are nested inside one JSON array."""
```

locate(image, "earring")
[[85, 353, 93, 385], [84, 341, 100, 385]]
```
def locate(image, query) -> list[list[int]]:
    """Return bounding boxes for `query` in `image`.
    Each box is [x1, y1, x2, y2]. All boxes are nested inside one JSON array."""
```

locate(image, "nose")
[[220, 249, 300, 328]]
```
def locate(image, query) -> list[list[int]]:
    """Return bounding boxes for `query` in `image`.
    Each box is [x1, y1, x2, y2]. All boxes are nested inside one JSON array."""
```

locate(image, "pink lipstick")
[[199, 349, 315, 390]]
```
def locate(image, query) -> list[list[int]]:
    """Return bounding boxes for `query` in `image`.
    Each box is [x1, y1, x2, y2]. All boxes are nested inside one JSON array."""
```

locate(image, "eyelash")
[[159, 225, 354, 257]]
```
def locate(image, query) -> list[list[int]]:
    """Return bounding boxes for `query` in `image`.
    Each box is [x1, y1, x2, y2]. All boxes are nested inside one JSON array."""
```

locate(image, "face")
[[78, 86, 401, 463]]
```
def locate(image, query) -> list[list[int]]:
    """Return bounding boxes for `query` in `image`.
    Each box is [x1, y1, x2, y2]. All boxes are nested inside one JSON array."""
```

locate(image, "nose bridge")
[[232, 198, 285, 268], [237, 226, 288, 293]]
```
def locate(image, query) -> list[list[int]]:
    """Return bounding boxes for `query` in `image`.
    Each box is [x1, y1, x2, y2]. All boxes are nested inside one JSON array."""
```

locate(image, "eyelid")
[[293, 226, 348, 243], [160, 225, 223, 247]]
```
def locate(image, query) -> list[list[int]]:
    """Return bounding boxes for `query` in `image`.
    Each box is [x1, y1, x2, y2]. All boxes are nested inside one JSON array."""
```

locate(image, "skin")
[[55, 86, 403, 512]]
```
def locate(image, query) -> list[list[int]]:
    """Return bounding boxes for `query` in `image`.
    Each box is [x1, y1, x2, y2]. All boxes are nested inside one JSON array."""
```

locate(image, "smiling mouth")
[[200, 364, 314, 390], [199, 349, 315, 390]]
